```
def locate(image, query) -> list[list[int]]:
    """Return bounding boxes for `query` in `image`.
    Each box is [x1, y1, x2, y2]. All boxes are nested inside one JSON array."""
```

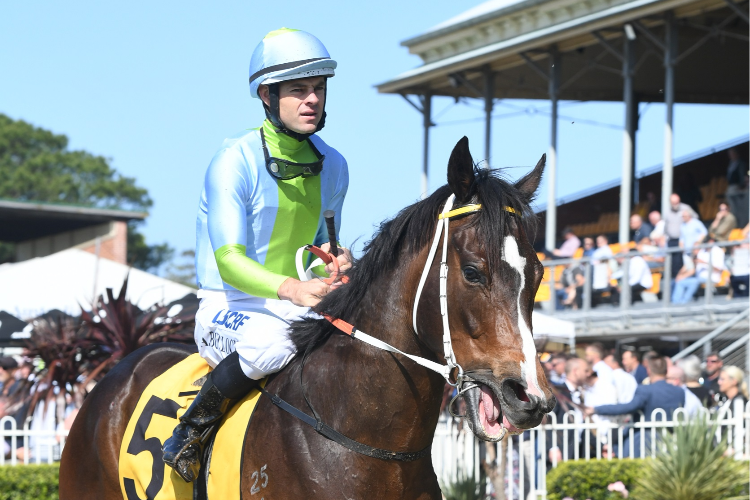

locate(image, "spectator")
[[708, 202, 737, 242], [613, 249, 653, 303], [591, 235, 616, 306], [630, 214, 654, 244], [727, 239, 749, 298], [702, 352, 723, 403], [677, 355, 711, 407], [648, 210, 665, 240], [547, 358, 588, 463], [679, 208, 707, 255], [716, 365, 749, 413], [637, 236, 666, 269], [548, 352, 568, 385], [622, 350, 648, 384], [645, 192, 660, 214], [586, 356, 685, 457], [582, 237, 595, 258], [664, 194, 694, 275], [556, 262, 584, 310], [604, 353, 637, 403], [725, 148, 749, 227], [585, 343, 613, 384], [0, 358, 18, 396], [672, 238, 725, 304], [550, 227, 581, 259], [665, 365, 702, 416]]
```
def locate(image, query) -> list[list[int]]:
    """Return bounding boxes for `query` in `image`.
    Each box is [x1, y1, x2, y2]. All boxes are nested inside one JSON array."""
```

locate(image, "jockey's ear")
[[447, 136, 476, 204], [514, 154, 545, 203]]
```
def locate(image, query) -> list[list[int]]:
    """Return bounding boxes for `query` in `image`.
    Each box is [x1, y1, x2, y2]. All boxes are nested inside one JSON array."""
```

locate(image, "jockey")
[[162, 28, 350, 482]]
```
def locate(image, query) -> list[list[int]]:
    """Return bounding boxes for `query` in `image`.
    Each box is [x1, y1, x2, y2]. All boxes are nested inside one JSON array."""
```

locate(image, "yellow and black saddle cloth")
[[118, 353, 265, 500]]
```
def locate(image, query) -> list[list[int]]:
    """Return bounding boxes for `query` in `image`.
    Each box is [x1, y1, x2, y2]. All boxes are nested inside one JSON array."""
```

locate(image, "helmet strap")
[[262, 81, 328, 142]]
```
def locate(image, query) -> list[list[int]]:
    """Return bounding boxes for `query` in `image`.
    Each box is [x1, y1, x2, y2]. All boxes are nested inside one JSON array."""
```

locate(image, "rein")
[[262, 196, 516, 460]]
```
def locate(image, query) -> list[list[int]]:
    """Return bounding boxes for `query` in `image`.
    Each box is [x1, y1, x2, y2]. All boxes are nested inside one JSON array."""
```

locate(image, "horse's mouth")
[[463, 381, 524, 441]]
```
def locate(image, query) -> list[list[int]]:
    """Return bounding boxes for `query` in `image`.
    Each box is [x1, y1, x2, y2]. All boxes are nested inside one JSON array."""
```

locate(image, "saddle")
[[118, 354, 265, 500]]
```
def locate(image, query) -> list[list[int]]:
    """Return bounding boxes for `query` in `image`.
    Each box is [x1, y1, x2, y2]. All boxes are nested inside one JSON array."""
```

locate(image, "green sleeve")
[[214, 244, 290, 299]]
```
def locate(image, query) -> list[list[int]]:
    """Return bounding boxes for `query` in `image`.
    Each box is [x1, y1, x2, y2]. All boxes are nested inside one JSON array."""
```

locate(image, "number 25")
[[250, 464, 268, 494]]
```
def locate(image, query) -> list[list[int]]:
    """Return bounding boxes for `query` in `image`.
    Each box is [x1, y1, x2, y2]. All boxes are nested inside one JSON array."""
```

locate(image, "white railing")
[[0, 416, 68, 466], [2, 404, 748, 500], [432, 400, 750, 500]]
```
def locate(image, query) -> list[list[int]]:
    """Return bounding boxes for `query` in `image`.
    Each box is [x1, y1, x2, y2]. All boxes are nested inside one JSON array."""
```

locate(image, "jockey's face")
[[260, 77, 326, 134]]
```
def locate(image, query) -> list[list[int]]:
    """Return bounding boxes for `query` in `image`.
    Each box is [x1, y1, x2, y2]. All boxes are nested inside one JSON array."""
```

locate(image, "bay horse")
[[60, 137, 555, 499]]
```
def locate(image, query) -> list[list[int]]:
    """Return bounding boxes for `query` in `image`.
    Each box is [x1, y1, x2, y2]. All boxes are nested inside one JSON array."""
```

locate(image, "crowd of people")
[[0, 355, 76, 462], [550, 189, 750, 309], [541, 344, 748, 461]]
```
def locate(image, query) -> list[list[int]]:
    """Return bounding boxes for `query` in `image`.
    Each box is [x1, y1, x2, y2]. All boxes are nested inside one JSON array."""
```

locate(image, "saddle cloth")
[[118, 353, 265, 500]]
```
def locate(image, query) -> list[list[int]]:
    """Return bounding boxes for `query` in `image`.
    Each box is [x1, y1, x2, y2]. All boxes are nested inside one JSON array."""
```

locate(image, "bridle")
[[264, 194, 519, 460], [297, 195, 516, 415]]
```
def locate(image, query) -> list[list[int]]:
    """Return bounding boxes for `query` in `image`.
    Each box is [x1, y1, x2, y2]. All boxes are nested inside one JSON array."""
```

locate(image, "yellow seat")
[[535, 284, 550, 302], [729, 229, 744, 241]]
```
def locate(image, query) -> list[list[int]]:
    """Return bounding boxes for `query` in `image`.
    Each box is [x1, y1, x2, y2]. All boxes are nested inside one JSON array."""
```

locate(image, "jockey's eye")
[[462, 265, 485, 284]]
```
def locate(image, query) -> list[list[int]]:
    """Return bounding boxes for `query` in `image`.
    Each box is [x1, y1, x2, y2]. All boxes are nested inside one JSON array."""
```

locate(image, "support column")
[[483, 66, 494, 164], [545, 48, 561, 252], [421, 92, 432, 199], [661, 12, 677, 216], [619, 36, 636, 247]]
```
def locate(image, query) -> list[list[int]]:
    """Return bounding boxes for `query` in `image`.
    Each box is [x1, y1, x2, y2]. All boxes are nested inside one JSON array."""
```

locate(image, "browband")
[[438, 204, 516, 220]]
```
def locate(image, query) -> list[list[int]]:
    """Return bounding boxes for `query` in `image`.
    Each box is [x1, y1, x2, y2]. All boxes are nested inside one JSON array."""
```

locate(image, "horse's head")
[[416, 137, 555, 441]]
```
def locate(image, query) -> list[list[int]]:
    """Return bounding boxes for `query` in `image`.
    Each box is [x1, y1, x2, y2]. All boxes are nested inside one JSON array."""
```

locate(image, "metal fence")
[[538, 239, 750, 334], [0, 415, 67, 465], [3, 403, 749, 500], [432, 401, 750, 500]]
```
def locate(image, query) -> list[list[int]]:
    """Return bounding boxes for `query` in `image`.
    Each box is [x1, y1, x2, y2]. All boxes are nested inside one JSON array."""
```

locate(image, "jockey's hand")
[[278, 277, 330, 308], [319, 242, 352, 275]]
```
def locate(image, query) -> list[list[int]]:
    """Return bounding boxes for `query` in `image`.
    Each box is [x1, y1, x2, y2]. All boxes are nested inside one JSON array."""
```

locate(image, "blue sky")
[[2, 1, 747, 263]]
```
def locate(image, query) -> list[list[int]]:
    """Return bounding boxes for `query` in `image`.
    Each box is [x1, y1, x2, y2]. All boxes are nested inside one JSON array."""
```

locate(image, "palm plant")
[[80, 275, 194, 381], [441, 470, 485, 500], [634, 418, 749, 500], [18, 315, 102, 422]]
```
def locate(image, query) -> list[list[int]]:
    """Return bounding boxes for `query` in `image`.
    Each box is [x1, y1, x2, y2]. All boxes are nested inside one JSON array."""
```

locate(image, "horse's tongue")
[[480, 385, 500, 422]]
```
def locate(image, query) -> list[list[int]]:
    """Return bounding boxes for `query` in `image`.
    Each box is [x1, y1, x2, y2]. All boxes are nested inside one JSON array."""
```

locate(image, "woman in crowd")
[[716, 365, 749, 415]]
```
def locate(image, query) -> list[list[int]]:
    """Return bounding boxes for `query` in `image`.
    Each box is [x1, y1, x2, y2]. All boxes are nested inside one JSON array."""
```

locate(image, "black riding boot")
[[162, 352, 258, 482]]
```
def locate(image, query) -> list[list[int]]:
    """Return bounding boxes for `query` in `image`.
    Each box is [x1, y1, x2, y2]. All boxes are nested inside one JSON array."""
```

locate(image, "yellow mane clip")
[[439, 204, 516, 219]]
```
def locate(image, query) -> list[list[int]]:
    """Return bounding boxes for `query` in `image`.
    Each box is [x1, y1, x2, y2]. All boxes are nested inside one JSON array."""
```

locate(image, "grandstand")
[[535, 137, 749, 245]]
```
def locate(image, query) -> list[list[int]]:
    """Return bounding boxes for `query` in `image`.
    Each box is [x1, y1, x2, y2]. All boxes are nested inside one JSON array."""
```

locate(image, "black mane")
[[288, 168, 538, 354]]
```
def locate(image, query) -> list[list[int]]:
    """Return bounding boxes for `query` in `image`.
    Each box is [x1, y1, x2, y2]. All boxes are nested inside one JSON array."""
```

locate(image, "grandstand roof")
[[0, 199, 146, 242], [378, 0, 748, 104]]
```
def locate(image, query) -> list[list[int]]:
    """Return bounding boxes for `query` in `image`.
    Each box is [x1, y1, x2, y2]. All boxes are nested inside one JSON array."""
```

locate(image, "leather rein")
[[261, 196, 517, 460]]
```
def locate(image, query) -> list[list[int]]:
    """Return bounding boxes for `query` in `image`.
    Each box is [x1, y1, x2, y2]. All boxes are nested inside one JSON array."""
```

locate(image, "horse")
[[59, 136, 556, 499]]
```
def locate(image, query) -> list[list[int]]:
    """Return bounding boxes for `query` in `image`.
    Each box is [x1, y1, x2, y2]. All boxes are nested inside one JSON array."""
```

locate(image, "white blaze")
[[501, 236, 544, 399]]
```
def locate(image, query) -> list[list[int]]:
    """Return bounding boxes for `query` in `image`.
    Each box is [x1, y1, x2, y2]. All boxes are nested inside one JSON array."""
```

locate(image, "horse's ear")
[[447, 136, 475, 204], [514, 154, 546, 202]]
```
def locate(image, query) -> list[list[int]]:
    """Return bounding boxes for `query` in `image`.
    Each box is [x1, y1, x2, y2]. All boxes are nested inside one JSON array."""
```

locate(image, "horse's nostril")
[[503, 379, 530, 403]]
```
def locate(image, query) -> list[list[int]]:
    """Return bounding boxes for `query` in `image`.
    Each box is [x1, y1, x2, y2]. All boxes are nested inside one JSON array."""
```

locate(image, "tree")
[[0, 113, 174, 271], [165, 249, 197, 288], [127, 221, 174, 274], [0, 114, 151, 210]]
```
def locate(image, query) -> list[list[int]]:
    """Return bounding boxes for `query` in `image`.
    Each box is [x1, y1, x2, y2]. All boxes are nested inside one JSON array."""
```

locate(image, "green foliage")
[[440, 470, 485, 500], [633, 419, 749, 500], [0, 464, 58, 500], [0, 113, 151, 211], [127, 221, 174, 273], [546, 459, 642, 500], [165, 249, 197, 288]]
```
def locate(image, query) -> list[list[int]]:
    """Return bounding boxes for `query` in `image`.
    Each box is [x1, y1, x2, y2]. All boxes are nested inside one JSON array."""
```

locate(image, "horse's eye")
[[462, 265, 484, 284]]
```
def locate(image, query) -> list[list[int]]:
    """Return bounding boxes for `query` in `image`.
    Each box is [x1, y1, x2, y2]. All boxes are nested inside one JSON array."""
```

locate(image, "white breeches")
[[194, 292, 308, 380]]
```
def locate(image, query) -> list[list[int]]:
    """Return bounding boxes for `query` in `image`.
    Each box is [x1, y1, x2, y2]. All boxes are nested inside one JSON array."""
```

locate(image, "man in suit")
[[547, 358, 589, 464], [585, 356, 684, 457]]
